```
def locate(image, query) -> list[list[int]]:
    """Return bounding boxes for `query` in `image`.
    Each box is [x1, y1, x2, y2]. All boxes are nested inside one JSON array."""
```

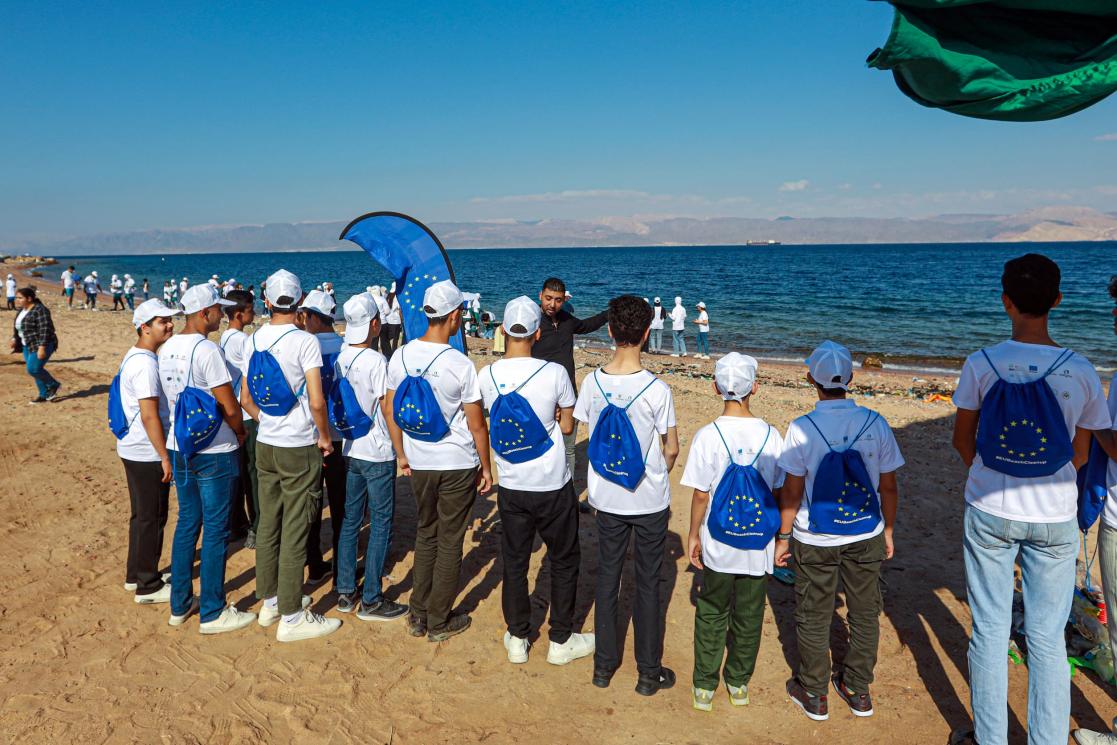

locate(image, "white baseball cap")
[[697, 301, 706, 309], [92, 271, 98, 277], [343, 293, 380, 344], [806, 340, 854, 391], [502, 296, 542, 338], [674, 296, 682, 304], [715, 353, 758, 401], [180, 284, 234, 315], [654, 297, 661, 304], [132, 298, 180, 329], [423, 280, 464, 317], [264, 269, 302, 309], [299, 289, 336, 319]]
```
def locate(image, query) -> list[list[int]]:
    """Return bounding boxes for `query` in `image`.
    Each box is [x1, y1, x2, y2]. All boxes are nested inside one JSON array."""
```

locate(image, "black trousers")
[[122, 458, 170, 594], [380, 323, 402, 359], [499, 481, 580, 643], [308, 443, 346, 570], [228, 420, 259, 537], [594, 507, 669, 677]]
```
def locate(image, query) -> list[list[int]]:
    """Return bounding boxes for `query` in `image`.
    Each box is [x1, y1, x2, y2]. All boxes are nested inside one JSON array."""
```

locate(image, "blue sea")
[[53, 242, 1117, 372]]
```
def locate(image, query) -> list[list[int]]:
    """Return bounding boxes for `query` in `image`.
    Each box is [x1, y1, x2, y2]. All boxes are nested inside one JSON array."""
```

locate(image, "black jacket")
[[531, 307, 608, 389]]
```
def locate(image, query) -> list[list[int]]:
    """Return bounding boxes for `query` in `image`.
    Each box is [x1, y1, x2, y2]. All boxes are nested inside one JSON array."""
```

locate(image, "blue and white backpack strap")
[[712, 421, 736, 465], [847, 410, 879, 450], [803, 414, 834, 452], [747, 424, 772, 467], [513, 361, 551, 393], [979, 349, 1004, 381], [420, 347, 453, 377], [1040, 348, 1074, 378]]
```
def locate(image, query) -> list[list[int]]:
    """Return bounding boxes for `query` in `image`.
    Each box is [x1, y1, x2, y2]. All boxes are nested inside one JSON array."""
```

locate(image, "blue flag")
[[339, 212, 466, 352]]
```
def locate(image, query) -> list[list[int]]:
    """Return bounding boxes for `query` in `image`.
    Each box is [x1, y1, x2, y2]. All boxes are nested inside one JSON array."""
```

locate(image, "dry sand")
[[1, 285, 1113, 744]]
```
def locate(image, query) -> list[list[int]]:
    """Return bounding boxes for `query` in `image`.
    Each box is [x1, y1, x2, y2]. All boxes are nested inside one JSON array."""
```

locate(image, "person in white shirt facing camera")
[[333, 293, 408, 622], [239, 269, 340, 642], [692, 301, 710, 359], [670, 296, 687, 357], [478, 296, 593, 667], [114, 299, 180, 605], [385, 280, 493, 642], [158, 284, 252, 635], [682, 353, 784, 713]]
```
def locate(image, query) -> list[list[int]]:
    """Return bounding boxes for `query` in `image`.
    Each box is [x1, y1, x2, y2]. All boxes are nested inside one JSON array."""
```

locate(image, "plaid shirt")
[[14, 302, 57, 350]]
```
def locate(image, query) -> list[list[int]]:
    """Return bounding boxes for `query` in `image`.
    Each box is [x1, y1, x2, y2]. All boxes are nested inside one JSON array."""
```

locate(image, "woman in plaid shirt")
[[10, 287, 60, 402]]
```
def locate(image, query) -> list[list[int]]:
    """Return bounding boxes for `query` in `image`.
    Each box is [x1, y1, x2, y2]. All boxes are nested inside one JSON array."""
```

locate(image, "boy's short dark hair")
[[223, 289, 254, 319], [542, 277, 565, 294], [1002, 253, 1061, 317], [425, 309, 458, 327], [607, 294, 653, 347]]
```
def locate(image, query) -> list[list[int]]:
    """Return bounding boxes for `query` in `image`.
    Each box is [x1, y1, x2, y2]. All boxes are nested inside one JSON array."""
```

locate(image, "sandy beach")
[[1, 283, 1113, 744]]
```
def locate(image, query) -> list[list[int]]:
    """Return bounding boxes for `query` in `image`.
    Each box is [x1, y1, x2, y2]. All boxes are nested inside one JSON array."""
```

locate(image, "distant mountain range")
[[9, 206, 1117, 256]]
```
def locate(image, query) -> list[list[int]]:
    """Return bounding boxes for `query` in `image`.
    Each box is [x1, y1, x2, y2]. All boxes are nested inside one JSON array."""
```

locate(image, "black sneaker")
[[428, 613, 472, 642], [336, 593, 357, 613], [832, 673, 874, 717], [635, 667, 676, 697], [406, 612, 427, 638], [592, 667, 616, 689], [787, 678, 828, 721], [306, 562, 332, 584], [28, 397, 45, 405], [44, 384, 61, 401], [243, 529, 256, 550], [357, 599, 408, 622]]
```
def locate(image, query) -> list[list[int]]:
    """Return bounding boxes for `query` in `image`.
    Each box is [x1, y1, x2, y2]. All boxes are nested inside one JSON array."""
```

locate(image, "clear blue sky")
[[2, 0, 1115, 241]]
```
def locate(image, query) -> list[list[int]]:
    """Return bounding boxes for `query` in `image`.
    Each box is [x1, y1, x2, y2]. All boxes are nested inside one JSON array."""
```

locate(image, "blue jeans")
[[696, 331, 709, 356], [962, 505, 1077, 745], [23, 343, 59, 398], [672, 330, 686, 355], [650, 328, 663, 353], [170, 450, 239, 622], [336, 457, 397, 604]]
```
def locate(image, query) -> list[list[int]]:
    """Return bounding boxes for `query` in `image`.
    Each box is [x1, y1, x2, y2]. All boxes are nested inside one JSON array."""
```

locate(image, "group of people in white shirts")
[[648, 296, 710, 359], [107, 254, 1117, 742]]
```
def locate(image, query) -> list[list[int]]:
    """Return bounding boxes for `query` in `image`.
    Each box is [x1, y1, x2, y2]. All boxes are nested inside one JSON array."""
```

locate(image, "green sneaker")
[[692, 686, 714, 712], [728, 683, 750, 706]]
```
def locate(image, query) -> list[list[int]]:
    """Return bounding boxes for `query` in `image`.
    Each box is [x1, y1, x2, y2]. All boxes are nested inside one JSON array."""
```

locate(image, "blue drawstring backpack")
[[220, 333, 243, 399], [320, 349, 339, 401], [172, 341, 223, 482], [706, 423, 780, 550], [976, 349, 1075, 478], [393, 347, 452, 442], [488, 362, 553, 464], [587, 370, 658, 490], [804, 411, 882, 536], [107, 352, 151, 439], [1078, 438, 1110, 532], [328, 348, 375, 440], [247, 329, 305, 416]]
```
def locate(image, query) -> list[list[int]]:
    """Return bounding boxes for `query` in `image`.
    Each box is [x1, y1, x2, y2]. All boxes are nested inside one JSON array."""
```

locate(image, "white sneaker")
[[547, 632, 595, 665], [134, 583, 172, 605], [275, 609, 341, 642], [125, 571, 171, 592], [199, 606, 256, 635], [168, 596, 199, 627], [669, 353, 680, 358], [504, 632, 530, 664], [257, 595, 312, 627]]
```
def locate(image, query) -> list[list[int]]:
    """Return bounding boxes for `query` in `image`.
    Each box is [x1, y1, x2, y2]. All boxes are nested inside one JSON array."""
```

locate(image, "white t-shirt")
[[778, 399, 905, 547], [316, 331, 345, 441], [574, 369, 676, 515], [386, 339, 481, 471], [14, 309, 28, 344], [83, 276, 98, 294], [110, 278, 123, 293], [158, 333, 238, 454], [1102, 373, 1117, 528], [479, 358, 576, 492], [124, 277, 136, 294], [115, 348, 170, 462], [650, 305, 665, 330], [337, 345, 395, 463], [61, 270, 74, 289], [6, 278, 17, 297], [386, 298, 402, 325], [219, 328, 252, 421], [681, 416, 785, 576], [954, 340, 1110, 523], [373, 294, 390, 320], [670, 304, 686, 331], [242, 323, 323, 448], [697, 310, 709, 333]]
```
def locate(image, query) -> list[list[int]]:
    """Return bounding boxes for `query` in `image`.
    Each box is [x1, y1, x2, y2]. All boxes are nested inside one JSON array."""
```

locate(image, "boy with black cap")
[[478, 296, 593, 666], [385, 280, 493, 642], [775, 340, 904, 721]]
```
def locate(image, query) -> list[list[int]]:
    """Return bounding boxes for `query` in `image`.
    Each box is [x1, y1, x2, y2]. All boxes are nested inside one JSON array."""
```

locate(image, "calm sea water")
[[55, 242, 1117, 371]]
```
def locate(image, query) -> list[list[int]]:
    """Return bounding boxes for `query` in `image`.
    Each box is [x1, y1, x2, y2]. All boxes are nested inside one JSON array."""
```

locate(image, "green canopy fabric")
[[868, 0, 1117, 121]]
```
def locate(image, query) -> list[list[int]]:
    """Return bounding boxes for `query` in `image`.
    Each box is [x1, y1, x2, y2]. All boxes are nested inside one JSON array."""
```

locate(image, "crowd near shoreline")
[[8, 254, 1117, 744]]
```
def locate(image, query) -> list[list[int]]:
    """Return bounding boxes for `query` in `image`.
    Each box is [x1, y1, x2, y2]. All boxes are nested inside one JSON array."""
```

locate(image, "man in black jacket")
[[532, 277, 608, 489]]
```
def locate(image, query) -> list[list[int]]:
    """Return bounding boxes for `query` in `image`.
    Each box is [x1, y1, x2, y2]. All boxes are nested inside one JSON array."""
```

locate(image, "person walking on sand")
[[11, 287, 60, 403], [123, 274, 136, 310], [649, 297, 666, 354], [5, 274, 16, 310], [670, 296, 687, 357], [179, 277, 189, 299], [692, 301, 710, 360], [83, 271, 101, 310], [62, 266, 77, 308], [110, 274, 125, 311]]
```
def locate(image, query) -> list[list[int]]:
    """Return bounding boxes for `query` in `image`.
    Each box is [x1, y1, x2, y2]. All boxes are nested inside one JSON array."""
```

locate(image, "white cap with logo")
[[715, 352, 758, 401], [132, 298, 180, 329], [423, 280, 464, 318], [806, 340, 854, 391], [343, 293, 380, 345], [180, 284, 234, 315], [502, 296, 542, 338], [299, 289, 336, 319], [265, 269, 302, 309]]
